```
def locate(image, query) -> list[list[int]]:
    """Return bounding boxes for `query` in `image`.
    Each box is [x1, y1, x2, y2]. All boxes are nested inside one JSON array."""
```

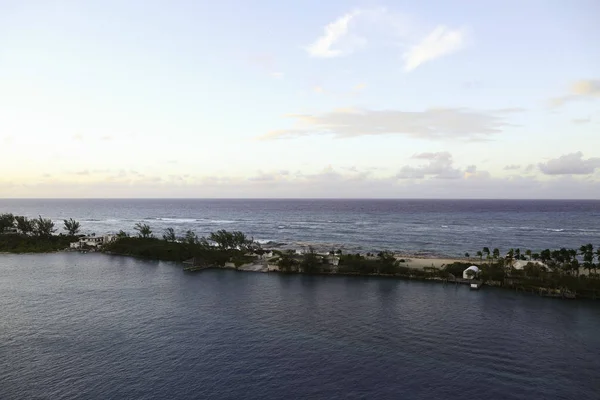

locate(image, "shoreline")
[[2, 250, 597, 300]]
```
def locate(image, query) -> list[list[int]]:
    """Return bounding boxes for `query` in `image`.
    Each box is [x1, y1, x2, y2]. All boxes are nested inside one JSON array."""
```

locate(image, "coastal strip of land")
[[1, 212, 600, 299]]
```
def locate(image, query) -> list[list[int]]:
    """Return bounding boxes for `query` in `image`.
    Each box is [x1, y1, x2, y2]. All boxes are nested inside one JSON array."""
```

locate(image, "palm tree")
[[162, 227, 176, 242], [476, 251, 483, 261], [15, 216, 35, 235], [63, 218, 81, 236], [580, 244, 594, 276], [506, 248, 514, 268], [571, 259, 580, 277], [134, 222, 153, 238], [492, 248, 500, 260], [525, 249, 532, 260], [483, 247, 490, 261], [515, 248, 521, 260]]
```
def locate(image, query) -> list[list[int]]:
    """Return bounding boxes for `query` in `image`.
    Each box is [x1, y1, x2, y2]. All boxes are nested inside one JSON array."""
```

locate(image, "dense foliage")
[[0, 234, 75, 253]]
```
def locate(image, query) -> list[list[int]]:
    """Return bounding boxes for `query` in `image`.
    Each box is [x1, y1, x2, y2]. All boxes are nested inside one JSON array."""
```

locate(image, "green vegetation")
[[133, 223, 153, 238], [2, 210, 600, 299], [0, 233, 75, 253], [460, 245, 600, 297], [0, 213, 73, 252], [63, 218, 81, 236], [104, 227, 259, 269]]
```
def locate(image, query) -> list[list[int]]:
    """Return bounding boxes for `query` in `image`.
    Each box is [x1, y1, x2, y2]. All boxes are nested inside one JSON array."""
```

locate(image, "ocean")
[[1, 252, 599, 400], [1, 199, 599, 256]]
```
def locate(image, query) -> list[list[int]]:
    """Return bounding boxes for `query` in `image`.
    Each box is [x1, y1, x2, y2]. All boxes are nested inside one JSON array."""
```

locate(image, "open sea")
[[1, 252, 599, 400], [1, 199, 599, 256]]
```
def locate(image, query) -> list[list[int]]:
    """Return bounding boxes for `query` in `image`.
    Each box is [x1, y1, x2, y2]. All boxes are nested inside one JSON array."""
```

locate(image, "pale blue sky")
[[1, 0, 599, 198]]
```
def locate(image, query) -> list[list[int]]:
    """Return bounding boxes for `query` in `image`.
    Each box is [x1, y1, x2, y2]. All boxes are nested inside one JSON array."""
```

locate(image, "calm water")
[[1, 199, 599, 256], [1, 253, 599, 400]]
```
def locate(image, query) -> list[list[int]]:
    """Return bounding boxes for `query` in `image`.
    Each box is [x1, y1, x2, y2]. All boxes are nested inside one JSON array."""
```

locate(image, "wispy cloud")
[[304, 8, 467, 71], [403, 26, 466, 72], [259, 107, 520, 141], [550, 79, 600, 107], [305, 10, 364, 58], [539, 152, 600, 175]]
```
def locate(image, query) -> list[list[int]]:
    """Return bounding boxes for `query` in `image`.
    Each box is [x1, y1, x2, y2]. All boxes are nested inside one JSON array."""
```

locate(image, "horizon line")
[[1, 198, 599, 201]]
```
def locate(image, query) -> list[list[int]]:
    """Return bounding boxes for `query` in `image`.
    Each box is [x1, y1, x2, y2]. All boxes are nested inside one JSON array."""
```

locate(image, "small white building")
[[70, 234, 116, 249], [253, 251, 274, 259], [463, 265, 480, 279], [511, 259, 547, 270], [326, 255, 340, 266]]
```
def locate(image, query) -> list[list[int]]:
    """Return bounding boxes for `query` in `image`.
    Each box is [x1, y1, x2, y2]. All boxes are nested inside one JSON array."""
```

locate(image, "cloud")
[[304, 8, 467, 71], [464, 165, 490, 180], [313, 86, 326, 94], [271, 72, 284, 79], [550, 79, 600, 107], [353, 83, 367, 91], [397, 152, 461, 179], [3, 163, 599, 199], [504, 164, 521, 170], [305, 10, 365, 58], [539, 152, 600, 175], [403, 25, 466, 72], [259, 107, 519, 141]]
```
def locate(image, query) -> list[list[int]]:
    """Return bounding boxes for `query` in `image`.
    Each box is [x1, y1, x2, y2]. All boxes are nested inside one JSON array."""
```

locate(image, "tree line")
[[469, 244, 600, 277], [0, 213, 81, 237]]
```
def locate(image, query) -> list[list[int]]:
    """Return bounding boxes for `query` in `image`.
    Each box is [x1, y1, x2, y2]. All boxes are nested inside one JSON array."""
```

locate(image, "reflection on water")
[[1, 252, 599, 400]]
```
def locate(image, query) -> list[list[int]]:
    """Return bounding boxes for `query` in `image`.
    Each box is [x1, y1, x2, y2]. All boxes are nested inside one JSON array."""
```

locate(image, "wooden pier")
[[183, 257, 214, 272]]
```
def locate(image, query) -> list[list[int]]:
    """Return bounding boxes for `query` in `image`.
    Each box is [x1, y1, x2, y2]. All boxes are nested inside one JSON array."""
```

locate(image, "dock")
[[183, 257, 214, 272], [470, 281, 483, 290]]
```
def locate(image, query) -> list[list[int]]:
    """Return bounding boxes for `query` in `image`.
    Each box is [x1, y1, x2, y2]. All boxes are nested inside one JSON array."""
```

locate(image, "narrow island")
[[1, 212, 599, 299]]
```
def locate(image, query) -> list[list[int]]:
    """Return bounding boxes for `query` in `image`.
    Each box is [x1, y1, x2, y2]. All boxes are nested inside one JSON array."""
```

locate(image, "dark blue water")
[[1, 253, 599, 399], [1, 199, 599, 256]]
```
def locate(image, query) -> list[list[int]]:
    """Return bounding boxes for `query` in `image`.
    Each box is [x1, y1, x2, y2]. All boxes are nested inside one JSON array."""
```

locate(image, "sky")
[[1, 0, 599, 198]]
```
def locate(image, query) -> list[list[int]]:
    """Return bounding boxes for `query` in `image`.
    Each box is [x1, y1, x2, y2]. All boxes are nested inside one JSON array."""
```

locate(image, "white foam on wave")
[[209, 220, 236, 224], [152, 217, 198, 223]]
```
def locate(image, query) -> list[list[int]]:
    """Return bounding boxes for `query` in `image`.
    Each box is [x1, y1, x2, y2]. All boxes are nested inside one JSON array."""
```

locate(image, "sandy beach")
[[395, 255, 474, 270]]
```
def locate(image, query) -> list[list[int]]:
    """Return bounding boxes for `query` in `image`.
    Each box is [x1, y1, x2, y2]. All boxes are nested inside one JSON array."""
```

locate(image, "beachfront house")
[[326, 254, 340, 266], [511, 259, 547, 270], [462, 265, 480, 279], [70, 234, 116, 249]]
